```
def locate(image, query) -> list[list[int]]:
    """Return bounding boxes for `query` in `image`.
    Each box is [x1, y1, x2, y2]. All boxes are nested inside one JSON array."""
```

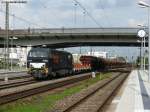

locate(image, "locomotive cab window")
[[28, 48, 49, 58]]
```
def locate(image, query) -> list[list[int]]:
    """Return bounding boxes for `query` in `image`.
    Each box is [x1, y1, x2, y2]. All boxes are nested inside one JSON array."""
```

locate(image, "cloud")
[[141, 0, 150, 4], [0, 0, 148, 28], [116, 0, 135, 7], [128, 19, 145, 27]]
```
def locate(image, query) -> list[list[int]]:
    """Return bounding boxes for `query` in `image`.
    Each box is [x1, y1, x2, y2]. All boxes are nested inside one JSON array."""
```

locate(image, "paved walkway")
[[0, 69, 28, 80], [116, 70, 150, 112], [0, 69, 27, 73]]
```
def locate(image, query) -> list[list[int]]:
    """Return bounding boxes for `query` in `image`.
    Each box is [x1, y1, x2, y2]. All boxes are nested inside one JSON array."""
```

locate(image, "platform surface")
[[116, 70, 150, 112], [0, 69, 28, 80]]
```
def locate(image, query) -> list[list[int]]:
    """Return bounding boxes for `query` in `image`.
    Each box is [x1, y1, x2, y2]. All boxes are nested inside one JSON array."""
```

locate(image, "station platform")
[[115, 70, 150, 112], [0, 70, 28, 80]]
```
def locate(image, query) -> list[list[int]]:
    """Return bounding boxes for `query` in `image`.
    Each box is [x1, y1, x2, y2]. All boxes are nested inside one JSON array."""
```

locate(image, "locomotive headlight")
[[45, 67, 48, 74], [30, 63, 45, 68], [41, 67, 48, 75]]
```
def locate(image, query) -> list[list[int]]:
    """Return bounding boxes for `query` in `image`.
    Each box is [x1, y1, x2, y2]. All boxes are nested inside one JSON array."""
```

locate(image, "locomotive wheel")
[[51, 72, 57, 77], [68, 70, 73, 75]]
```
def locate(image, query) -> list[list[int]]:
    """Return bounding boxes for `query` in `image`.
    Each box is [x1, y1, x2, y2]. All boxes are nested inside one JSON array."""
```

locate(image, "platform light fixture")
[[138, 1, 150, 82], [137, 24, 147, 71], [9, 36, 18, 71], [137, 29, 146, 70]]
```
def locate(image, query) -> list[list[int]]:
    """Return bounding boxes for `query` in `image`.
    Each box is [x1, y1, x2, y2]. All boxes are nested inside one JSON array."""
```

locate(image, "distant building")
[[87, 51, 108, 58], [0, 47, 31, 66], [72, 53, 82, 63], [109, 56, 117, 59]]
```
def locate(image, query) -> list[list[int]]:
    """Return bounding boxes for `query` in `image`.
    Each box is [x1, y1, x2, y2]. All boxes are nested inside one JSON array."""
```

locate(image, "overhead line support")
[[1, 0, 27, 82]]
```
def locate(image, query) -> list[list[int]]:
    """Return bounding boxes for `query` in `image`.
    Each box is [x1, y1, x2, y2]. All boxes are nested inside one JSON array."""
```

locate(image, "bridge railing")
[[0, 27, 145, 37], [30, 27, 140, 34]]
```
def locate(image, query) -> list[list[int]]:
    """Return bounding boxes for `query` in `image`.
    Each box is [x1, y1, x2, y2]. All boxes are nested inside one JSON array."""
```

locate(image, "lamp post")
[[16, 46, 22, 70], [141, 37, 143, 70], [137, 30, 146, 71], [142, 36, 144, 70], [138, 1, 150, 82], [138, 24, 147, 70], [9, 36, 18, 71], [144, 34, 146, 70], [137, 40, 142, 69]]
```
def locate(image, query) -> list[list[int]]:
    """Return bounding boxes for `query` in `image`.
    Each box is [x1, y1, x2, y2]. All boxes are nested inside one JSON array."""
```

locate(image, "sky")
[[0, 0, 149, 28], [0, 0, 149, 61], [62, 46, 141, 62]]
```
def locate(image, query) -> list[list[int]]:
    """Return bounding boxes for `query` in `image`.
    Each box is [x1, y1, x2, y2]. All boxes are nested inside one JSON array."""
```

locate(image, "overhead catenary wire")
[[40, 0, 90, 28], [83, 11, 86, 27], [39, 1, 72, 28], [0, 0, 107, 28], [74, 2, 77, 27], [0, 7, 46, 29], [73, 0, 103, 28], [30, 1, 61, 27], [98, 0, 112, 27]]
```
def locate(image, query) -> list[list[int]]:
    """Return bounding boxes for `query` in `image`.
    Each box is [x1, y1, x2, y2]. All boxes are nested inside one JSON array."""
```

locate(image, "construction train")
[[27, 48, 127, 79], [79, 55, 127, 71]]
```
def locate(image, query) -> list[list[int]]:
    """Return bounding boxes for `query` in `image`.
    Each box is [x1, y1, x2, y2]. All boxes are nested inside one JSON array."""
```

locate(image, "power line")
[[73, 0, 103, 28], [98, 0, 111, 27], [0, 8, 45, 28], [31, 1, 58, 27], [74, 2, 77, 27], [39, 1, 71, 27], [12, 14, 45, 28], [1, 0, 27, 82], [83, 11, 86, 27]]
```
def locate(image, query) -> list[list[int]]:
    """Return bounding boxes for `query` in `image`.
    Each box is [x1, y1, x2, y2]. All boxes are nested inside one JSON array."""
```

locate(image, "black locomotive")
[[27, 48, 74, 79]]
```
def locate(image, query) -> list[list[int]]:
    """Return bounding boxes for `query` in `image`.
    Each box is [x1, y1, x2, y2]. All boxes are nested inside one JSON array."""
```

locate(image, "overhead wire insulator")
[[74, 2, 78, 27]]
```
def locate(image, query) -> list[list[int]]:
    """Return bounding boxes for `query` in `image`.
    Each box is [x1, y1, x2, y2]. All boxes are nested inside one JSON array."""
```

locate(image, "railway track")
[[107, 68, 131, 73], [53, 72, 129, 112], [0, 78, 36, 90], [0, 72, 92, 105], [0, 70, 90, 90], [0, 69, 89, 82], [0, 72, 31, 81], [0, 67, 128, 82], [0, 70, 89, 90], [0, 68, 129, 105], [0, 68, 128, 90]]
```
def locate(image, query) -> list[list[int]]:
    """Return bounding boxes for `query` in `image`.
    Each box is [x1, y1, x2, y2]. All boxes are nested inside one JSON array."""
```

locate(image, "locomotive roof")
[[30, 47, 72, 55]]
